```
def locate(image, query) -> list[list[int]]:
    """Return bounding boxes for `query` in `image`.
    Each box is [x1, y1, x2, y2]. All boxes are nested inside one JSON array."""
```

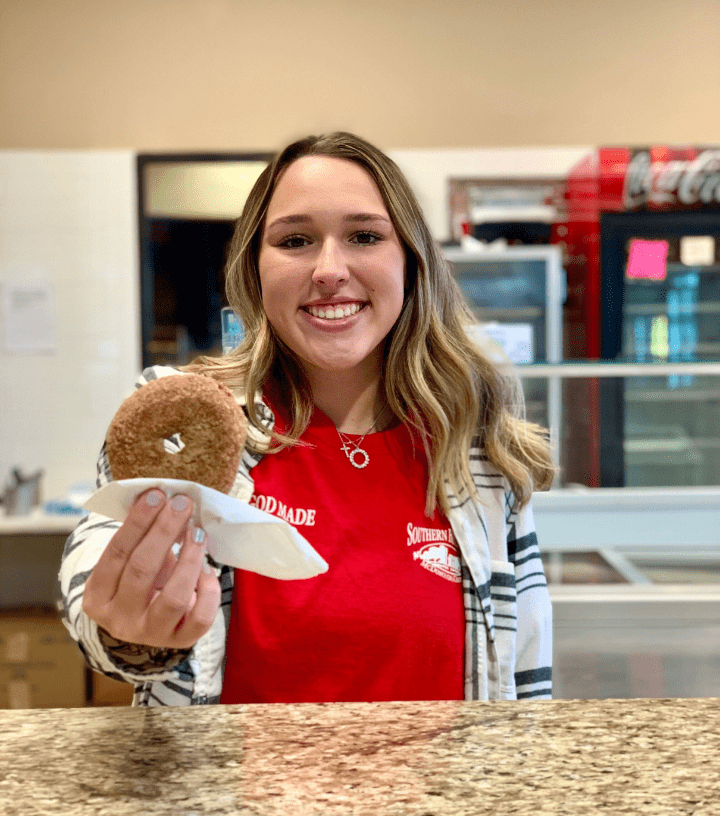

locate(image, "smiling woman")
[[60, 132, 555, 708]]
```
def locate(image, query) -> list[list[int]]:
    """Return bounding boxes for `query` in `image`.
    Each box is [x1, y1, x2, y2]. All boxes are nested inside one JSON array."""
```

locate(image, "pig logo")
[[412, 542, 462, 583]]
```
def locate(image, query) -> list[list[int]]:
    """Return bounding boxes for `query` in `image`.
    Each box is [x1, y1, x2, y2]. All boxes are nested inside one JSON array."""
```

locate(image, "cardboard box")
[[0, 608, 87, 708], [90, 670, 135, 706]]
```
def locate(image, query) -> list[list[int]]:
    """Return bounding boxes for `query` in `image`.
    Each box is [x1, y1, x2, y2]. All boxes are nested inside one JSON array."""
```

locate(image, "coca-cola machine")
[[558, 147, 720, 488]]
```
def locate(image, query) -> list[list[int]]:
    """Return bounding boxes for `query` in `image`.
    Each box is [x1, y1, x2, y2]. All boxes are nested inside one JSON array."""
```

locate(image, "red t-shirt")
[[220, 398, 465, 704]]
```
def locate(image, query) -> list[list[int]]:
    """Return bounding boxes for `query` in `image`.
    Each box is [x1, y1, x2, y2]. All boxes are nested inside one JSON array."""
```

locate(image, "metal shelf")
[[625, 437, 720, 453], [470, 306, 544, 320], [626, 388, 720, 402], [666, 263, 720, 274], [624, 302, 720, 315]]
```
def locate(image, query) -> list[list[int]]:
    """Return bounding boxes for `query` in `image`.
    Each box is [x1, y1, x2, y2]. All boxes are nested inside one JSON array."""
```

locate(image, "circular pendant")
[[348, 448, 370, 469]]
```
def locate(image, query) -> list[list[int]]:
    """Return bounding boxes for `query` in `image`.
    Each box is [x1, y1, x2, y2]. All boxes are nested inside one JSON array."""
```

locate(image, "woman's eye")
[[351, 231, 382, 245], [278, 234, 310, 249]]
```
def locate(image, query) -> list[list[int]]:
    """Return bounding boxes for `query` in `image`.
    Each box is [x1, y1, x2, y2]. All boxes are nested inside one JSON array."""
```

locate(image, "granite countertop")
[[1, 698, 719, 815]]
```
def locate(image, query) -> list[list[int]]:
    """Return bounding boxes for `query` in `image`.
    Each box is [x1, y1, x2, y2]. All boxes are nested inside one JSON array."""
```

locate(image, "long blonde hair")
[[188, 132, 554, 513]]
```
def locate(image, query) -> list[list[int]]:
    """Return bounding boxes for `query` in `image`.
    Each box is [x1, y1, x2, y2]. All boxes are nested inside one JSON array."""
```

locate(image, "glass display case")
[[599, 213, 720, 487], [533, 483, 720, 699], [443, 245, 564, 440], [517, 361, 720, 489]]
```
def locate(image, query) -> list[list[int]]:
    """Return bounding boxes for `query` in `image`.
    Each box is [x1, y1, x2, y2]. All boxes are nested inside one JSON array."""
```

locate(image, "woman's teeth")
[[306, 303, 362, 320]]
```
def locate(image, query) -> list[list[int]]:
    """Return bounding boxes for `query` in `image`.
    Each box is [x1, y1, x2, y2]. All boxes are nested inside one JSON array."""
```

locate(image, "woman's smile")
[[303, 301, 365, 320]]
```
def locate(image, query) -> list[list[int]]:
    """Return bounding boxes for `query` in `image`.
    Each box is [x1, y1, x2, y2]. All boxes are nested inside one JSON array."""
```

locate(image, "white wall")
[[0, 151, 140, 501]]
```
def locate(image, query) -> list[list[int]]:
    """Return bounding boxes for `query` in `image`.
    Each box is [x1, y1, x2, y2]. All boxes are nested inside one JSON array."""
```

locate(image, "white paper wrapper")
[[83, 478, 328, 580]]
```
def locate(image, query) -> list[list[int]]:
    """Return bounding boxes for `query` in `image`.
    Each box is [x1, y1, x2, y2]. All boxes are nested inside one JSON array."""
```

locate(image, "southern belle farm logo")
[[407, 524, 462, 583]]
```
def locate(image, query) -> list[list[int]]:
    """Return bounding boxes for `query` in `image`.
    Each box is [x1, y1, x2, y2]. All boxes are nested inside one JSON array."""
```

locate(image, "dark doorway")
[[137, 153, 272, 368]]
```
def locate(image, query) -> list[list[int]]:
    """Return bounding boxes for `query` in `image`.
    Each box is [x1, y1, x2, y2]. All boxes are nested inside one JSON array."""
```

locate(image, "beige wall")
[[2, 0, 719, 151]]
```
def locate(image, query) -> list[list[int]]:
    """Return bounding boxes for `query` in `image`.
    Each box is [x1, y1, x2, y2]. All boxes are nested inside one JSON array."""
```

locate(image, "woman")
[[60, 132, 555, 706]]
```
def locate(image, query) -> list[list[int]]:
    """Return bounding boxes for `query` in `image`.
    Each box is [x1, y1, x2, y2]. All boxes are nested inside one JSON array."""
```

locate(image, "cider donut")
[[106, 373, 247, 494]]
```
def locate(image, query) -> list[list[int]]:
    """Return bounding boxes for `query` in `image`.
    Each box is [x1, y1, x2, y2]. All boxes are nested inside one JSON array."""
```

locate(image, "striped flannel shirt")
[[59, 366, 552, 705]]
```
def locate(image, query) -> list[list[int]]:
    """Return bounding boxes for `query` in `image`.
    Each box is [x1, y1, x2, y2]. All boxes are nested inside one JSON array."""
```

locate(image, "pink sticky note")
[[626, 239, 669, 281]]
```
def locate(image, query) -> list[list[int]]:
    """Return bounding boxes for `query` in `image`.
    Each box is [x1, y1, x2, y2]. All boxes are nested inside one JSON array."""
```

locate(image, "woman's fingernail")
[[192, 527, 205, 544], [170, 494, 190, 512], [145, 490, 164, 507]]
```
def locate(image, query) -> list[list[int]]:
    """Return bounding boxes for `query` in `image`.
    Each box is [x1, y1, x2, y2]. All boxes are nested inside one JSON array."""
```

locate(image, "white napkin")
[[83, 478, 328, 580]]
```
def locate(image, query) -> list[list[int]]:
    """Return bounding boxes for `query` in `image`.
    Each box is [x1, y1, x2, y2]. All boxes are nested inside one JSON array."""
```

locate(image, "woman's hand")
[[82, 488, 221, 650]]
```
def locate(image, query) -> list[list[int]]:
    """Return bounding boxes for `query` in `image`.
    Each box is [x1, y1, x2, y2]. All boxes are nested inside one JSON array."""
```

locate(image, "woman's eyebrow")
[[343, 213, 391, 224], [266, 214, 312, 229], [266, 213, 391, 230]]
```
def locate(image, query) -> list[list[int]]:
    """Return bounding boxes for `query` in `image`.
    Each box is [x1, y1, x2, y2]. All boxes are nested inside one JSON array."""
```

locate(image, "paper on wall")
[[1, 282, 57, 353]]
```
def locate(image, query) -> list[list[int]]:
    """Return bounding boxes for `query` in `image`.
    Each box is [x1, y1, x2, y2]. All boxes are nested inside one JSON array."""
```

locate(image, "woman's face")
[[258, 156, 406, 382]]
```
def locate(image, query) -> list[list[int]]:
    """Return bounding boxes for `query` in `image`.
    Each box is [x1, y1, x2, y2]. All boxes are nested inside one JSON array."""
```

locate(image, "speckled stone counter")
[[1, 698, 719, 815]]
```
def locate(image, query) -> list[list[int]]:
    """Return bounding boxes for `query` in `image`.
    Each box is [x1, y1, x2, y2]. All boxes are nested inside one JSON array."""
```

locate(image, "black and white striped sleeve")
[[58, 365, 193, 684], [506, 494, 553, 699]]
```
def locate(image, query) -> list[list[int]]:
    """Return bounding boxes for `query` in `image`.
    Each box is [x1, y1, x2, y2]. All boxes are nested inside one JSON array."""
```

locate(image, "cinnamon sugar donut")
[[106, 373, 247, 494]]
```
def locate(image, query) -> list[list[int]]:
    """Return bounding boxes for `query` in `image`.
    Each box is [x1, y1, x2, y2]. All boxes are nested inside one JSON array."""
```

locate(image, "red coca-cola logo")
[[623, 149, 720, 209]]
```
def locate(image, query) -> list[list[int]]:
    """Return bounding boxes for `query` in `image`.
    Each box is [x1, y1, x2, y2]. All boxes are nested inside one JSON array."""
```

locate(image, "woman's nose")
[[312, 239, 349, 287]]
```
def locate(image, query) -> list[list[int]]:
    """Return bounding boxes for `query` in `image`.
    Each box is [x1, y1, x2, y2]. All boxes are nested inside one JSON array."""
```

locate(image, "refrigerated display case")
[[558, 146, 720, 487], [442, 245, 564, 437], [601, 213, 720, 487], [534, 485, 720, 699]]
